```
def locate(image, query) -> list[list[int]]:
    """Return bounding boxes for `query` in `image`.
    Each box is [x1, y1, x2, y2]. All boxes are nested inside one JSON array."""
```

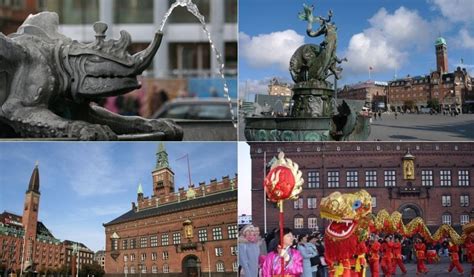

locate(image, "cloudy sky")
[[0, 142, 237, 251], [239, 0, 474, 100]]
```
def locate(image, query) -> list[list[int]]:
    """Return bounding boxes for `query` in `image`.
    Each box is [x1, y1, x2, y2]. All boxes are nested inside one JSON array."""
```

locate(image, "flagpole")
[[176, 154, 192, 188], [263, 151, 267, 234]]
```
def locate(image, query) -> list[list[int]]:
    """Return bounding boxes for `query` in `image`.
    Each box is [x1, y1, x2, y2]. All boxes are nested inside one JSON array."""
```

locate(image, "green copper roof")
[[137, 183, 143, 194], [435, 37, 446, 46]]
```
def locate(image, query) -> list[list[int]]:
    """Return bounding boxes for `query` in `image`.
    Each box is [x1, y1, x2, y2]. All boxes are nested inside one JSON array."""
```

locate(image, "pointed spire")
[[137, 183, 143, 195], [27, 163, 40, 194], [155, 142, 169, 170]]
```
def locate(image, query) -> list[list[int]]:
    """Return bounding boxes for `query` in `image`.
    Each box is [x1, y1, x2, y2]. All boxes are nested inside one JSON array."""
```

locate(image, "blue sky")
[[239, 0, 474, 100], [0, 142, 237, 252]]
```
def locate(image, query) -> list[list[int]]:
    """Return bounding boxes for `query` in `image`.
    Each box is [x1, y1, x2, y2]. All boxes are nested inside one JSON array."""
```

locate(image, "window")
[[141, 265, 147, 273], [216, 261, 225, 272], [122, 239, 128, 250], [422, 170, 433, 186], [308, 217, 318, 229], [114, 0, 153, 24], [38, 0, 99, 24], [124, 266, 128, 274], [140, 253, 146, 261], [230, 246, 237, 256], [346, 171, 358, 187], [130, 254, 135, 261], [130, 239, 136, 249], [161, 234, 169, 246], [111, 238, 118, 251], [140, 237, 147, 248], [461, 214, 470, 225], [442, 214, 452, 225], [371, 197, 377, 208], [163, 264, 169, 273], [215, 247, 223, 257], [365, 171, 377, 187], [461, 195, 470, 207], [151, 265, 157, 274], [228, 225, 238, 239], [459, 170, 470, 186], [233, 261, 238, 272], [440, 170, 452, 186], [307, 171, 320, 188], [198, 229, 208, 242], [173, 233, 181, 245], [307, 197, 317, 209], [213, 227, 223, 240], [294, 217, 304, 229], [123, 255, 128, 262], [130, 266, 136, 274], [162, 251, 169, 260], [384, 170, 396, 187], [328, 171, 339, 188], [150, 236, 158, 247], [293, 198, 304, 209], [442, 195, 451, 207]]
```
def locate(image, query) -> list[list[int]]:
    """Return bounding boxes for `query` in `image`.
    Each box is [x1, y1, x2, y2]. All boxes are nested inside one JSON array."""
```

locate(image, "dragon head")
[[320, 189, 372, 240], [9, 12, 162, 102]]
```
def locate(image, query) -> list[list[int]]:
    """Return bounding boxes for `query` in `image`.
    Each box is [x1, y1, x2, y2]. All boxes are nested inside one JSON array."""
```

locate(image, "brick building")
[[94, 250, 106, 270], [103, 144, 238, 277], [338, 81, 388, 111], [249, 142, 473, 235], [388, 37, 473, 113], [0, 164, 93, 276]]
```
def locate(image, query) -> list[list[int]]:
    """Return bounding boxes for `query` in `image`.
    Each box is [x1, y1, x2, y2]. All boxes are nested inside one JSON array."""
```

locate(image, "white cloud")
[[456, 29, 474, 49], [344, 7, 435, 75], [240, 30, 305, 71], [430, 0, 474, 24]]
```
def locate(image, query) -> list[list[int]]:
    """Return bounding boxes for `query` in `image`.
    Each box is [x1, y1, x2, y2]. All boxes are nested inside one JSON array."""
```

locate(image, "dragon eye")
[[352, 200, 362, 210]]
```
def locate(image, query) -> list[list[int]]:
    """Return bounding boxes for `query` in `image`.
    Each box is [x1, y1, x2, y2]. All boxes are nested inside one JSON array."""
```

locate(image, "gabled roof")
[[104, 189, 237, 226]]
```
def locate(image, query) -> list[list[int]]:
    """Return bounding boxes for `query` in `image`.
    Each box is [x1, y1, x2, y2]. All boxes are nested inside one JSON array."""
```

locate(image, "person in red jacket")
[[414, 238, 428, 275], [465, 238, 474, 277], [392, 236, 407, 275], [447, 239, 464, 275], [381, 235, 394, 277], [368, 235, 381, 277]]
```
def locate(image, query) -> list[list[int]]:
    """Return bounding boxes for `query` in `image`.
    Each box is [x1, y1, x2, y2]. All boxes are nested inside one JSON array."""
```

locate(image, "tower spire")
[[156, 142, 169, 170], [27, 163, 40, 194]]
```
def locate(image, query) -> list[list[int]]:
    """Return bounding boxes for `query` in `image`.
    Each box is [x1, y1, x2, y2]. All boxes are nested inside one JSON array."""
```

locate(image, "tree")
[[79, 262, 104, 277], [403, 100, 415, 112], [427, 99, 440, 112]]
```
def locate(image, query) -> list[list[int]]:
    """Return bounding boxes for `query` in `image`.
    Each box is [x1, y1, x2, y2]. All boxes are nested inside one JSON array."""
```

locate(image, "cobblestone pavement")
[[364, 256, 472, 276], [368, 113, 474, 141]]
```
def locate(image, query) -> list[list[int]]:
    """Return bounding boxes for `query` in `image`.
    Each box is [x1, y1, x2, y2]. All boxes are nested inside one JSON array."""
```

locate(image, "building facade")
[[249, 142, 474, 235], [338, 81, 388, 111], [103, 144, 238, 277], [94, 250, 106, 270], [0, 165, 93, 276], [388, 37, 473, 113]]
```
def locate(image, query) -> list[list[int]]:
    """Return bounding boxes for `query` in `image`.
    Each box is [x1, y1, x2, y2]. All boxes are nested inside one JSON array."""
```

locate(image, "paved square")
[[368, 113, 474, 141]]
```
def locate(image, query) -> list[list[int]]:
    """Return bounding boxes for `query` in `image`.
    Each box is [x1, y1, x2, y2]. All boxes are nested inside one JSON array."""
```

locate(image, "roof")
[[435, 37, 446, 46], [0, 211, 55, 239], [104, 189, 237, 226], [27, 165, 40, 194]]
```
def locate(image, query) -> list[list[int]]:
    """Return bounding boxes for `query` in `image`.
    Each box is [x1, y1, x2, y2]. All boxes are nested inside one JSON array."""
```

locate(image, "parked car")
[[152, 98, 237, 120]]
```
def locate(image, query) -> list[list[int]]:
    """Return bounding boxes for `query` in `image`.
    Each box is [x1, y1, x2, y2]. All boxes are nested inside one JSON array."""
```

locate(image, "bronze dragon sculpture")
[[0, 12, 182, 140]]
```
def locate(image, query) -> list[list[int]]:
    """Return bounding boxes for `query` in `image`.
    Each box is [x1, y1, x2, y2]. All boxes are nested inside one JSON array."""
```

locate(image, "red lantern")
[[264, 166, 296, 202]]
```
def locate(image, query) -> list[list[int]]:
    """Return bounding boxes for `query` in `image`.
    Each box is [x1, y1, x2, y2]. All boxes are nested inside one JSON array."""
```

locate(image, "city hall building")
[[0, 165, 94, 276], [103, 144, 238, 277], [249, 142, 473, 235]]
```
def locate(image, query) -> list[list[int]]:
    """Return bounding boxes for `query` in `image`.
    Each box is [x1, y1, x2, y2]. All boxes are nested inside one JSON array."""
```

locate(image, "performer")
[[352, 241, 367, 277], [262, 228, 303, 277], [381, 235, 394, 277], [465, 238, 474, 277], [368, 235, 381, 277], [414, 238, 428, 275], [447, 239, 464, 275], [391, 236, 407, 275]]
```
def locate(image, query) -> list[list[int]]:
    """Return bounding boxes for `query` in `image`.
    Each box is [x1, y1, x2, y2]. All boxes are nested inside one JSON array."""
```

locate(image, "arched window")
[[461, 214, 470, 225], [163, 264, 169, 273], [232, 261, 238, 272], [152, 265, 158, 273], [294, 215, 304, 229], [442, 213, 452, 225], [216, 261, 225, 272], [130, 266, 135, 274], [308, 216, 318, 230], [123, 266, 128, 274]]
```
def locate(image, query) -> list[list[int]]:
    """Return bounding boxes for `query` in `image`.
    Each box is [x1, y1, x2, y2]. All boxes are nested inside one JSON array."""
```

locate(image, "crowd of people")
[[238, 225, 474, 277]]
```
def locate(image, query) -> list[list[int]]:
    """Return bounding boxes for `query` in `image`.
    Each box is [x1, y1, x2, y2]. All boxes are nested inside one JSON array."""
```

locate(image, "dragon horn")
[[132, 31, 163, 74]]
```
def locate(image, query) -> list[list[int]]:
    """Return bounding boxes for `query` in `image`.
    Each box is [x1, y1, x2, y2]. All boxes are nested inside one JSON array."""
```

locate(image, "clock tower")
[[152, 143, 175, 196]]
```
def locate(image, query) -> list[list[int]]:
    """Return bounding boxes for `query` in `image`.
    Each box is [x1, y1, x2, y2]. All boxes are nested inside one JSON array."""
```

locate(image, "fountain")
[[244, 3, 370, 141], [0, 0, 235, 140]]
